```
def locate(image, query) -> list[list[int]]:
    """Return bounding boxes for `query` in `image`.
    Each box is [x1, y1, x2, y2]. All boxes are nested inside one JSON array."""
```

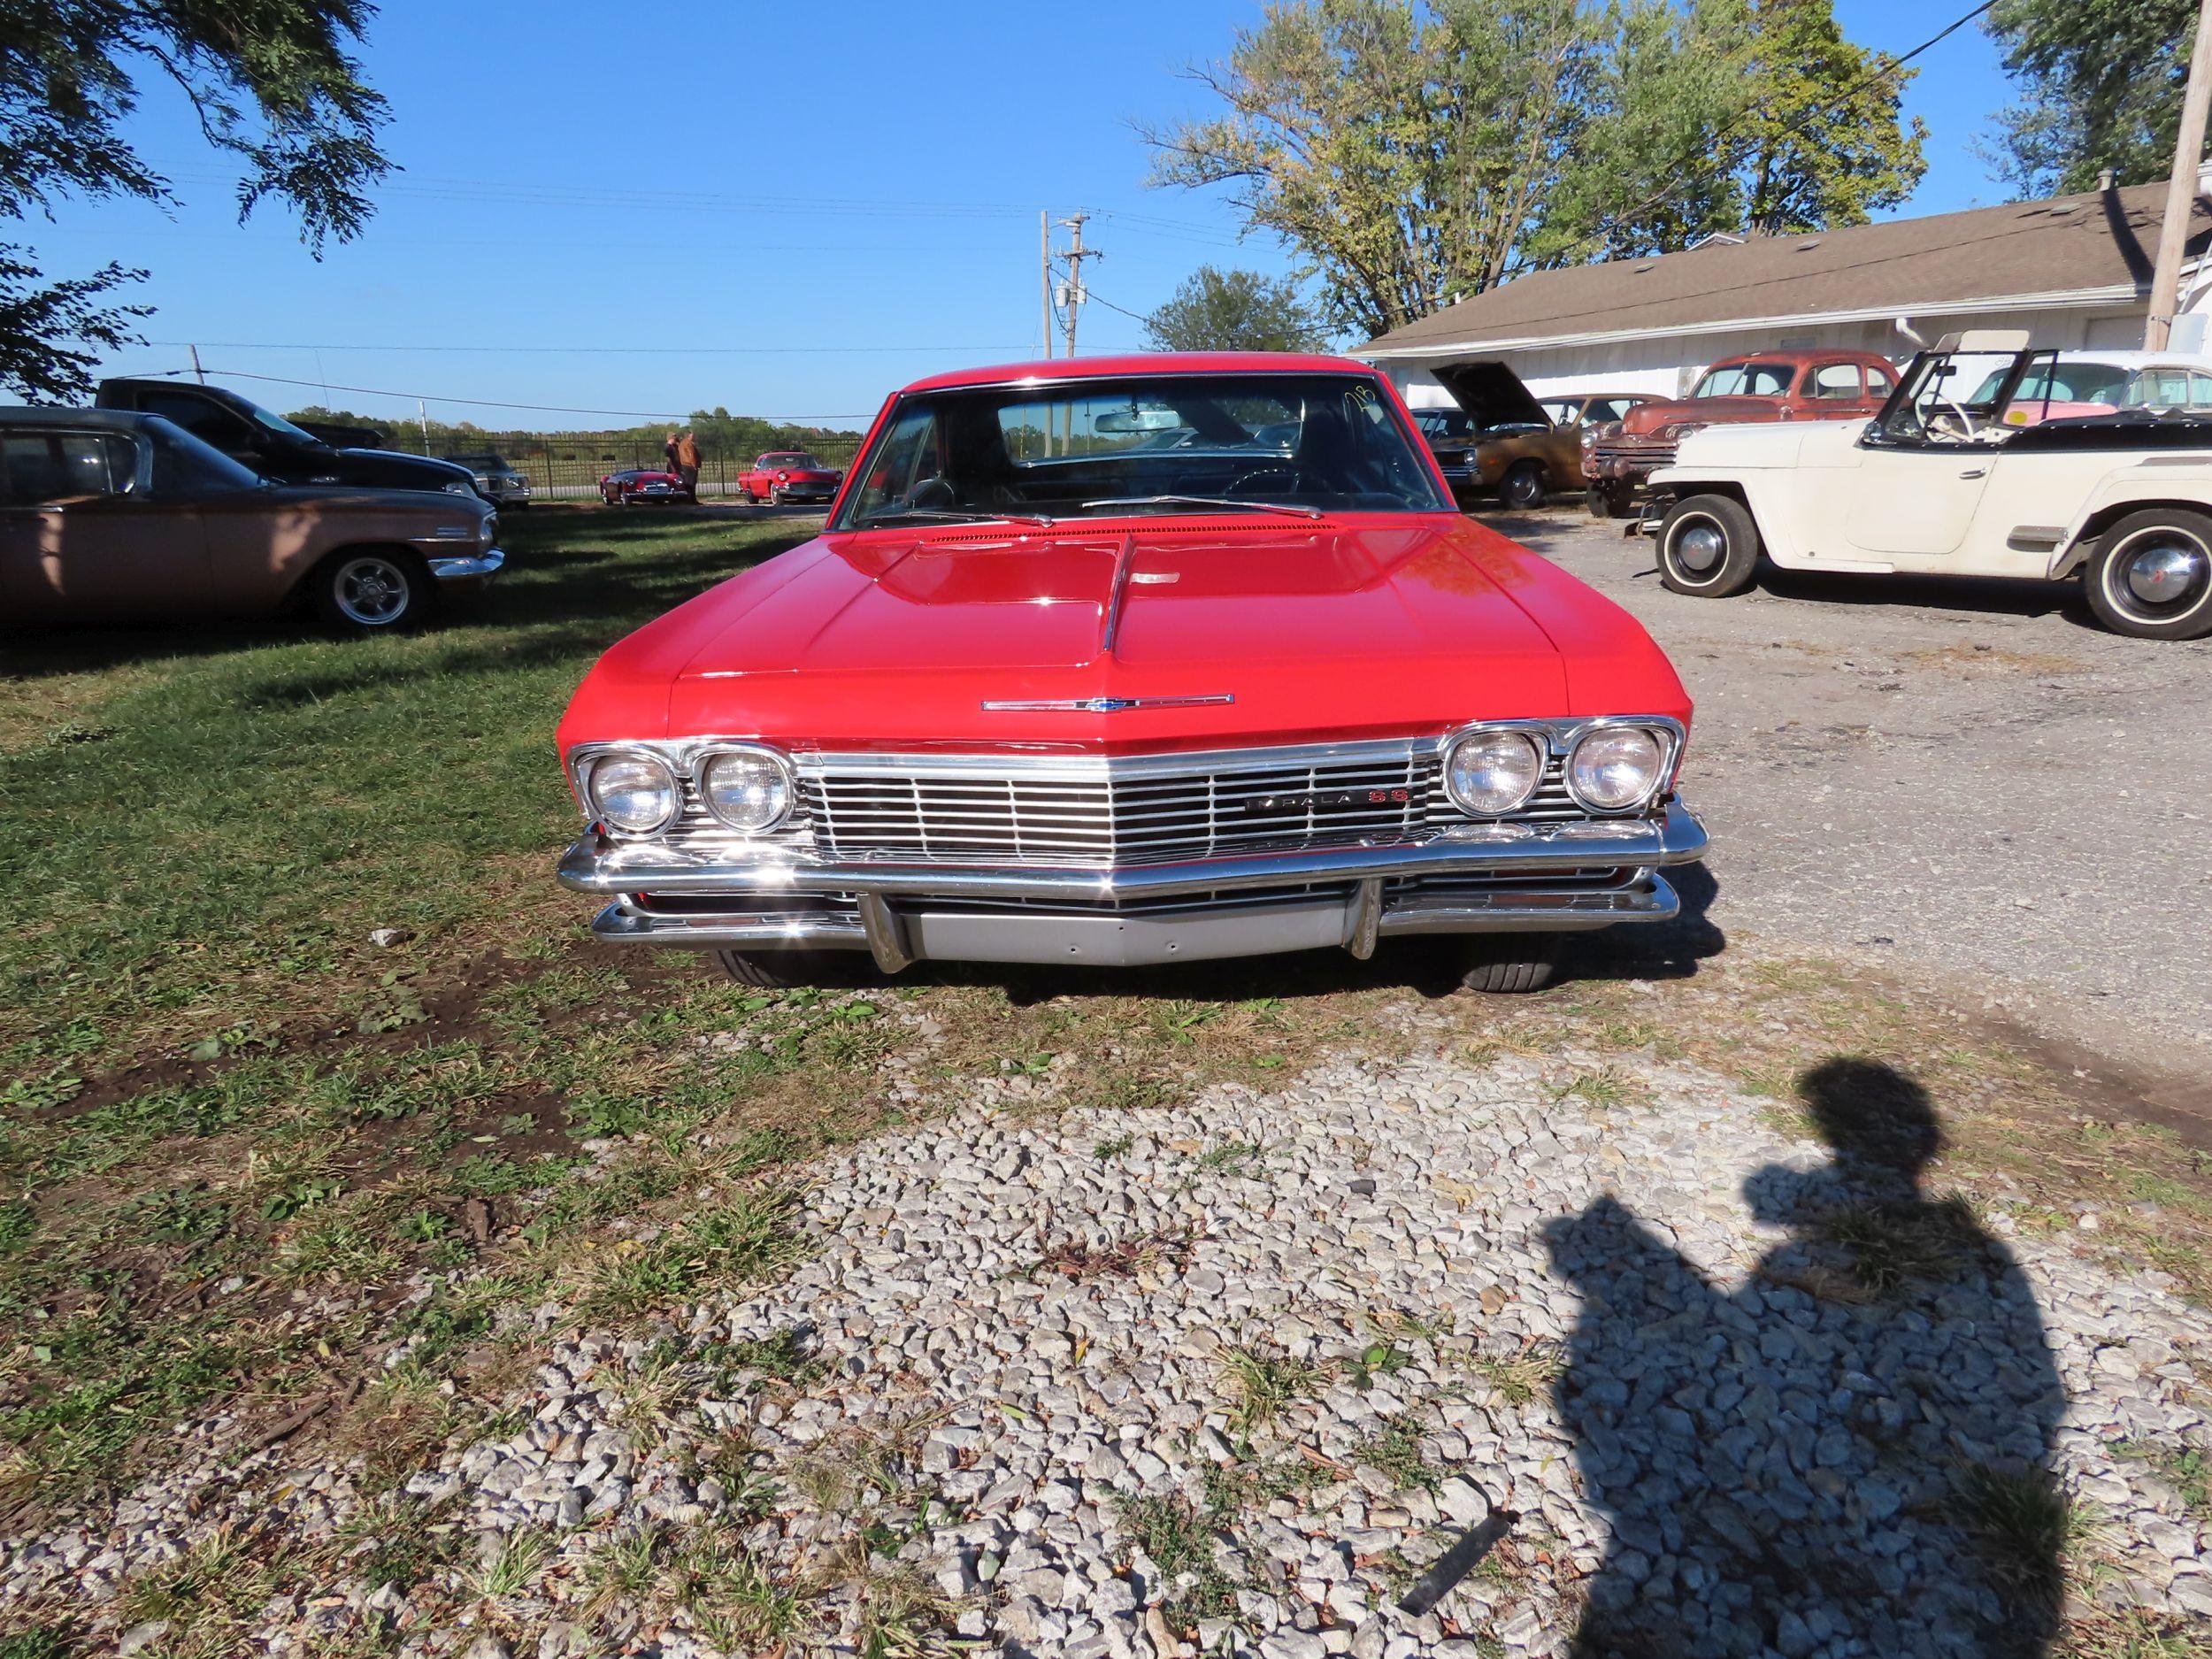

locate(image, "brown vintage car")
[[0, 409, 504, 631], [1414, 361, 1583, 510], [1581, 349, 1901, 516]]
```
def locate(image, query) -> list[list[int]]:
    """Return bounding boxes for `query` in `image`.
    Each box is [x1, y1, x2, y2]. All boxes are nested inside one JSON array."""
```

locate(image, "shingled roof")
[[1361, 181, 2212, 357]]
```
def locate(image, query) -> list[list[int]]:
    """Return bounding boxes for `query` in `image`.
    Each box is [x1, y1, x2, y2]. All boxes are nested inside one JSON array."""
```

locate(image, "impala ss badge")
[[979, 694, 1235, 712], [1243, 787, 1413, 816]]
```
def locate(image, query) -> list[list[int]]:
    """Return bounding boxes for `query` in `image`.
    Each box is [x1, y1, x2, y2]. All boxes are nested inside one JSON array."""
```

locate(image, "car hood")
[[334, 446, 476, 482], [561, 518, 1690, 754], [1431, 361, 1552, 432], [1620, 395, 1786, 434]]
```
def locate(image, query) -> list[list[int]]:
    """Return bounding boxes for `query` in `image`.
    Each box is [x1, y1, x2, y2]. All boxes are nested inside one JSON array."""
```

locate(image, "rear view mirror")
[[1094, 406, 1184, 434]]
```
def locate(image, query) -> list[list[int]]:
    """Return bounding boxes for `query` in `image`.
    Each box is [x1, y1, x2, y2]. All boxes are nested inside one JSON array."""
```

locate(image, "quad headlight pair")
[[1443, 723, 1673, 818], [580, 744, 794, 837]]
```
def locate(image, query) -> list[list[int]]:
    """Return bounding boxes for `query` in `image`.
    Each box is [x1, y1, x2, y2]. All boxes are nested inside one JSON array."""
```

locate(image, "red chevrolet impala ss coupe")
[[556, 354, 1706, 990]]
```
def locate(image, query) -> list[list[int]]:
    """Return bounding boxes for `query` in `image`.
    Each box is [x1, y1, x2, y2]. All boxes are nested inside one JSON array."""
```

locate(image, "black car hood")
[[1432, 360, 1552, 432], [338, 447, 475, 483]]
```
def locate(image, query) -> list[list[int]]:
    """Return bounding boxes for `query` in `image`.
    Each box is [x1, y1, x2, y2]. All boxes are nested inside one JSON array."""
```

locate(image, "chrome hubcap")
[[2123, 537, 2208, 606], [1674, 521, 1725, 572], [336, 557, 408, 625]]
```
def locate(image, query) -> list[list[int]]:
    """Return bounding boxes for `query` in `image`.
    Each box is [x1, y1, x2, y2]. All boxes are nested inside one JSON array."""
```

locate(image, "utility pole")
[[1040, 211, 1053, 360], [188, 344, 206, 385], [418, 398, 431, 456], [1053, 211, 1102, 360], [2146, 0, 2212, 349]]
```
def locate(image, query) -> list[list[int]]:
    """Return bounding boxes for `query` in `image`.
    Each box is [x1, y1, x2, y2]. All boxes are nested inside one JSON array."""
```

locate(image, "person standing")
[[674, 428, 702, 500], [663, 430, 680, 475]]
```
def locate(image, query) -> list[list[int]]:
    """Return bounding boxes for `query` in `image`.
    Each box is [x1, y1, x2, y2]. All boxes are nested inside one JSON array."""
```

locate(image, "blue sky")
[[49, 0, 2014, 434]]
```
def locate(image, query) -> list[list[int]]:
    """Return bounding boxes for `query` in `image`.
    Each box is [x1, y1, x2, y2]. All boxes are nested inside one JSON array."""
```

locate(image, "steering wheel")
[[1225, 467, 1303, 496], [902, 476, 957, 511], [1926, 397, 1979, 441]]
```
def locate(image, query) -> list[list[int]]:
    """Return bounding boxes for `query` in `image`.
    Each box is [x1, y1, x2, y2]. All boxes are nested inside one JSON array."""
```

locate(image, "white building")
[[1358, 180, 2212, 410]]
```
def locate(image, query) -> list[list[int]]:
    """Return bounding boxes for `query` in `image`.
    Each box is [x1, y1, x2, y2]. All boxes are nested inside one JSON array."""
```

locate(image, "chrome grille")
[[800, 749, 1435, 868]]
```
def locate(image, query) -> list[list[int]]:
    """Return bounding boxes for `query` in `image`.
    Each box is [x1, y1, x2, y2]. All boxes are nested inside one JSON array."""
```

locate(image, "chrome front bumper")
[[426, 548, 506, 584], [557, 801, 1708, 970]]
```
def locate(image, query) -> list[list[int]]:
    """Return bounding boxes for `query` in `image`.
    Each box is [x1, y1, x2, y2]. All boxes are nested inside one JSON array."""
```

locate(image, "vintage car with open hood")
[[1413, 360, 1582, 511], [555, 353, 1708, 990]]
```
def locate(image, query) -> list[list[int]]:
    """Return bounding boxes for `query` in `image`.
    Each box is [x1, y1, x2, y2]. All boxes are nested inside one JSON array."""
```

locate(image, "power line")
[[130, 365, 867, 422], [145, 339, 1035, 356]]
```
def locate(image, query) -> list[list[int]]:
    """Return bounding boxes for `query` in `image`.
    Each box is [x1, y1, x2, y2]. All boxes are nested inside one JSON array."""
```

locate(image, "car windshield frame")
[[828, 370, 1452, 530], [1863, 348, 2037, 449]]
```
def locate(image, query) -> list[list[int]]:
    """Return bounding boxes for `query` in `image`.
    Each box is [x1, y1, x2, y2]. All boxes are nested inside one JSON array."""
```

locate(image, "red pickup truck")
[[737, 451, 842, 506], [1582, 349, 1900, 516]]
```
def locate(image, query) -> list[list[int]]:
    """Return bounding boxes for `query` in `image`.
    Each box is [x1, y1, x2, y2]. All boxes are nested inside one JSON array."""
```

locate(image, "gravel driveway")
[[13, 1039, 2204, 1655], [1498, 508, 2212, 1086]]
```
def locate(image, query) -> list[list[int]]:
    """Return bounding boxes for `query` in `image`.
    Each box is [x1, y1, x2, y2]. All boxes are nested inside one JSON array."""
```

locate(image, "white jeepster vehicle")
[[1642, 333, 2212, 640]]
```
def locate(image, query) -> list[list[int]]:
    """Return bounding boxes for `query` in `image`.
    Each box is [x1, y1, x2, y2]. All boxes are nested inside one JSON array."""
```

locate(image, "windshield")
[[1967, 360, 2130, 406], [1691, 362, 1796, 398], [446, 453, 505, 468], [765, 453, 820, 467], [1415, 410, 1475, 441], [831, 373, 1448, 527], [1868, 350, 2025, 446], [243, 400, 324, 446], [144, 416, 265, 493]]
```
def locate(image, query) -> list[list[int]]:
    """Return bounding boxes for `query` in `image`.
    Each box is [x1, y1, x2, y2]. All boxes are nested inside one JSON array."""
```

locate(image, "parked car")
[[1540, 391, 1655, 428], [599, 467, 695, 506], [94, 378, 480, 499], [0, 409, 503, 631], [443, 451, 533, 508], [1413, 362, 1582, 509], [1643, 333, 2212, 640], [1582, 349, 1900, 516], [738, 451, 842, 505], [555, 352, 1708, 992], [1961, 350, 2212, 427]]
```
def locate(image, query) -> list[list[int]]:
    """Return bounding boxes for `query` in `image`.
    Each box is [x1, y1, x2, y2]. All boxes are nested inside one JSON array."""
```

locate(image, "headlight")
[[1444, 729, 1544, 817], [700, 748, 794, 833], [585, 752, 679, 834], [442, 479, 476, 496], [1566, 726, 1665, 812]]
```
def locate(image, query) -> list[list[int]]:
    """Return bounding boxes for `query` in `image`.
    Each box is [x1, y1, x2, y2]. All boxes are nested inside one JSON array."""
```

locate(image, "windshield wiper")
[[1077, 494, 1325, 520], [855, 507, 1056, 528]]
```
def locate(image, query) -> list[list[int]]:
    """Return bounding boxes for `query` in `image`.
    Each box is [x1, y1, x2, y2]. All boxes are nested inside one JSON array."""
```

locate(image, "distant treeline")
[[285, 404, 865, 464]]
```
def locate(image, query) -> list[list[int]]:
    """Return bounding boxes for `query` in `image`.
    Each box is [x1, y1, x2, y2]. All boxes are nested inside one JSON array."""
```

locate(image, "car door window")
[[1808, 364, 1863, 400], [1866, 365, 1896, 396], [1, 432, 137, 504], [848, 404, 942, 516], [2191, 373, 2212, 411]]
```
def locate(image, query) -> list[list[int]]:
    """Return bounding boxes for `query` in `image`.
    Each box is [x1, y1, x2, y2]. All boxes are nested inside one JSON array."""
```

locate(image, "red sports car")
[[556, 353, 1705, 990], [599, 467, 694, 506], [737, 450, 841, 505]]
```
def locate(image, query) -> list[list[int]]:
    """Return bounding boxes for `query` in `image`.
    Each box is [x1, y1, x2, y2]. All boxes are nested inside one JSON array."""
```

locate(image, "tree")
[[1142, 265, 1334, 351], [1983, 0, 2199, 196], [1144, 0, 1927, 339], [0, 1, 392, 400]]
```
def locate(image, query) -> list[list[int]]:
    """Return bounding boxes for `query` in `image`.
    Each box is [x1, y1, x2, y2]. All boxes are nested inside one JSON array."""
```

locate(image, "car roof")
[[898, 351, 1379, 393], [1708, 349, 1891, 367], [0, 406, 158, 430], [2021, 350, 2212, 369]]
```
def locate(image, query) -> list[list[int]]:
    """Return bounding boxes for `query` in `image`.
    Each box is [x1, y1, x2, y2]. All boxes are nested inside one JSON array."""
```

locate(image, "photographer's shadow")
[[1542, 1059, 2067, 1657]]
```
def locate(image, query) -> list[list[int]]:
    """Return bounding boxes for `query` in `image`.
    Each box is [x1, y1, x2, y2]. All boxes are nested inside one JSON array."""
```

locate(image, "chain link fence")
[[365, 429, 868, 503]]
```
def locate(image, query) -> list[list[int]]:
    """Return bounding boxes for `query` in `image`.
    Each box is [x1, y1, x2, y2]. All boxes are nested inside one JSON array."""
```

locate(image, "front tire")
[[1457, 934, 1560, 995], [1500, 461, 1547, 511], [1656, 493, 1761, 597], [1587, 481, 1635, 518], [311, 549, 428, 634], [710, 949, 871, 988], [2083, 509, 2212, 639], [770, 487, 787, 506]]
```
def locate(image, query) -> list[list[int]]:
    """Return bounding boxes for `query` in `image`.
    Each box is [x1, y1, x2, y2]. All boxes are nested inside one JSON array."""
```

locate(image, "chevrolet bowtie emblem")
[[979, 694, 1236, 712]]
